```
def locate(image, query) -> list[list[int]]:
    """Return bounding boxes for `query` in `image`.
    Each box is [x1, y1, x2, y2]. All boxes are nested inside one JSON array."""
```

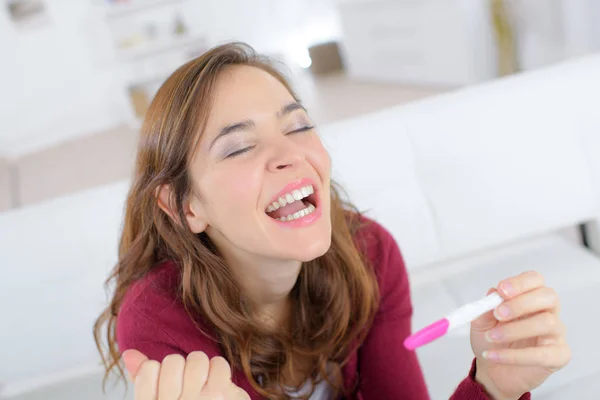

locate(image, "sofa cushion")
[[321, 110, 440, 269], [399, 63, 598, 262], [537, 372, 600, 400], [322, 54, 600, 270], [0, 181, 129, 388]]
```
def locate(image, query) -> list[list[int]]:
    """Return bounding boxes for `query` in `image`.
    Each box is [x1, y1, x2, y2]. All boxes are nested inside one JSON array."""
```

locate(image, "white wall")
[[563, 0, 600, 57], [510, 0, 600, 70], [589, 0, 600, 50], [0, 1, 123, 157], [203, 0, 340, 54], [0, 0, 341, 158]]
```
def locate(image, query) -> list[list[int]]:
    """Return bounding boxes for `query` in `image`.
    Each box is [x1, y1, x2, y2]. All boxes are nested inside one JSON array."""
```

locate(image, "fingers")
[[497, 270, 545, 299], [231, 384, 252, 400], [157, 354, 185, 400], [200, 383, 249, 400], [482, 344, 572, 370], [134, 359, 161, 400], [493, 286, 560, 322], [478, 271, 571, 373], [202, 357, 233, 394], [181, 351, 210, 400], [123, 349, 150, 382], [471, 288, 501, 332], [128, 351, 242, 400], [484, 311, 566, 344]]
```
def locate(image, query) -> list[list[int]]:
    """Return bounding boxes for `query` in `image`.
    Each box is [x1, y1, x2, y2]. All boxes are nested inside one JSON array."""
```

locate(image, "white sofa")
[[323, 54, 600, 399], [2, 54, 600, 399]]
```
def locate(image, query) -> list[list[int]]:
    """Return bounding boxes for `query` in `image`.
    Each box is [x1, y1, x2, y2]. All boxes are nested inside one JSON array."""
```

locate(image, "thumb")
[[122, 349, 149, 382], [470, 288, 500, 333]]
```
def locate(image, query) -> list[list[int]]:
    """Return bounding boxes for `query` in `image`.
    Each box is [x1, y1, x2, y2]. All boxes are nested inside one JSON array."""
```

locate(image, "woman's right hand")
[[122, 349, 250, 400]]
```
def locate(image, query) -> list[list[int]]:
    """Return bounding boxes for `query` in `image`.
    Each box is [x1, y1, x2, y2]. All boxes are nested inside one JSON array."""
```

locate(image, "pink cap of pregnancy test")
[[403, 318, 450, 351]]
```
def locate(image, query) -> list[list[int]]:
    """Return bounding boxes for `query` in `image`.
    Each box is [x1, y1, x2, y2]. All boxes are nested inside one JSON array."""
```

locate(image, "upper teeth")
[[266, 184, 314, 212]]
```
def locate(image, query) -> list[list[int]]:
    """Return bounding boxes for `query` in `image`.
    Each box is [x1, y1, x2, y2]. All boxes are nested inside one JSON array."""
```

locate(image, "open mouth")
[[265, 184, 318, 222]]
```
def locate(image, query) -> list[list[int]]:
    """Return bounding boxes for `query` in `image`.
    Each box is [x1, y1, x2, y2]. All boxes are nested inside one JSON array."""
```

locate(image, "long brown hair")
[[94, 42, 379, 399]]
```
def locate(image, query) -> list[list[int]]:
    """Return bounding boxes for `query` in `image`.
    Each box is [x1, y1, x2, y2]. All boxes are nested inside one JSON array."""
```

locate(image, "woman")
[[94, 43, 570, 399]]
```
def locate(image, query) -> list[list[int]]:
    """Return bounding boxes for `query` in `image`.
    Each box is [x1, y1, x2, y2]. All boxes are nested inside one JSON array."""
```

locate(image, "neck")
[[246, 258, 301, 327], [213, 241, 302, 326]]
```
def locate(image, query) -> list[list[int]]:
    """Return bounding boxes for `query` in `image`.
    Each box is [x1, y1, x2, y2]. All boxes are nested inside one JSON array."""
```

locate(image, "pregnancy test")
[[404, 292, 504, 351]]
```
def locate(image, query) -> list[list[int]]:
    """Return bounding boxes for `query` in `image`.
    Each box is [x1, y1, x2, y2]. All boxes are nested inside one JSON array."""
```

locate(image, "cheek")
[[308, 136, 331, 178], [207, 164, 263, 215]]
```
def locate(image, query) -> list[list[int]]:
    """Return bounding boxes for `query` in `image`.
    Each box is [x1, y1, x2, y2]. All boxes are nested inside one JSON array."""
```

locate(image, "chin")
[[294, 235, 332, 262]]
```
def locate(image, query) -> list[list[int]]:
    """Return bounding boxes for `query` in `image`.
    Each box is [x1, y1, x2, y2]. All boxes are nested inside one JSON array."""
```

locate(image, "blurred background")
[[1, 0, 600, 399], [0, 0, 599, 209]]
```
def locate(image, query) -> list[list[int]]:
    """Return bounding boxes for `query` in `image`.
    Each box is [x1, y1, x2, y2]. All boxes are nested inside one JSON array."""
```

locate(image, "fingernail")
[[495, 305, 510, 319], [482, 350, 500, 361], [500, 282, 515, 297], [486, 329, 503, 342]]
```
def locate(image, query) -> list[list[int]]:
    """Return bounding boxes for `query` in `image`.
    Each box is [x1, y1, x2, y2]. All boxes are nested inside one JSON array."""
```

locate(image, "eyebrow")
[[209, 102, 307, 150], [277, 102, 306, 118]]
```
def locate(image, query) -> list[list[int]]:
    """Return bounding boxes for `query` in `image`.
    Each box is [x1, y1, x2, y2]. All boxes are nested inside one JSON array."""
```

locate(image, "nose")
[[266, 141, 304, 172]]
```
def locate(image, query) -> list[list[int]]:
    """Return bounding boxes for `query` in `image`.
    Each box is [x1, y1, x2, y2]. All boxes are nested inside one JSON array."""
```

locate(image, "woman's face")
[[186, 65, 332, 263]]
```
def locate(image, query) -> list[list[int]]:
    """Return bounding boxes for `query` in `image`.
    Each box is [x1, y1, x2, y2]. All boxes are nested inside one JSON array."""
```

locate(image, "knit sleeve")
[[116, 302, 188, 362], [357, 220, 430, 399], [450, 359, 532, 400]]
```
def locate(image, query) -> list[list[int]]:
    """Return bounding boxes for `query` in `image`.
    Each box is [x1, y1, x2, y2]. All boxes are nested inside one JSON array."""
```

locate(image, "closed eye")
[[225, 146, 255, 159], [225, 126, 314, 158], [287, 126, 314, 135]]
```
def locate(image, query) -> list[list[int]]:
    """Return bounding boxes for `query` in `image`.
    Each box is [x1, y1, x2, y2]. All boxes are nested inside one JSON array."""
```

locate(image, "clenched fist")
[[122, 349, 251, 400]]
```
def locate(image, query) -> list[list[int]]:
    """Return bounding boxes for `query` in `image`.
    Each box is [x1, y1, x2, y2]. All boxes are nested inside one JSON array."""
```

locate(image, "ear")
[[156, 184, 208, 233]]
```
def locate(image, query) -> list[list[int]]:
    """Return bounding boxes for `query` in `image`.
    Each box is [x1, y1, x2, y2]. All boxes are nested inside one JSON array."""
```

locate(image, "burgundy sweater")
[[116, 219, 531, 399]]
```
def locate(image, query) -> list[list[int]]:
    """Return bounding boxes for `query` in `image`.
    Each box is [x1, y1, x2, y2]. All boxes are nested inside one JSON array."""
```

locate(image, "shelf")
[[104, 0, 183, 19]]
